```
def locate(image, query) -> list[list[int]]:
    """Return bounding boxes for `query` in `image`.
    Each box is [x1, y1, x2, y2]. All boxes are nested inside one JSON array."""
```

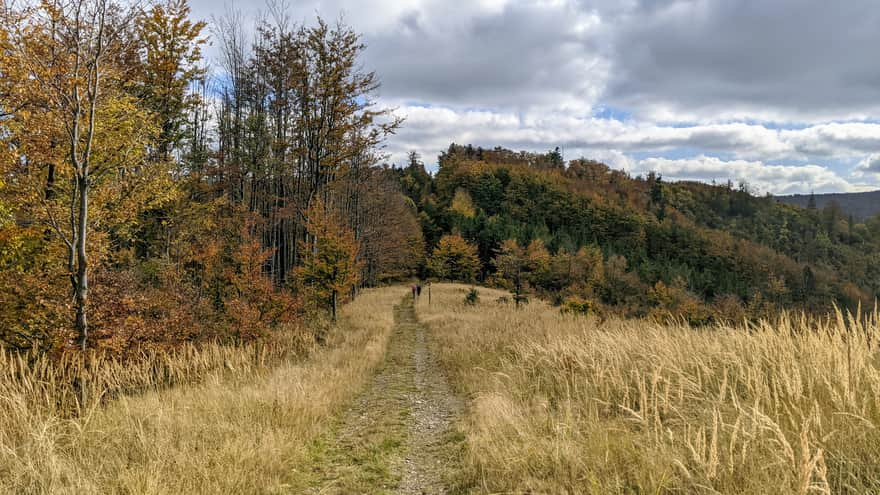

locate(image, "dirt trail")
[[299, 296, 465, 494]]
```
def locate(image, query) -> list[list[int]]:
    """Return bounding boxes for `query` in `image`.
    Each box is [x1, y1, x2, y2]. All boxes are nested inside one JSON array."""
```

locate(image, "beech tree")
[[0, 0, 159, 349], [214, 14, 402, 288], [493, 239, 529, 308], [137, 0, 207, 162], [355, 168, 424, 285], [430, 234, 480, 282], [297, 198, 361, 320], [0, 3, 421, 353]]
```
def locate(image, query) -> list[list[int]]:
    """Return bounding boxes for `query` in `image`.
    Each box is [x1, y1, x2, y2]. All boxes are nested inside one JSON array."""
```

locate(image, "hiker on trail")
[[416, 284, 422, 298], [412, 285, 417, 299]]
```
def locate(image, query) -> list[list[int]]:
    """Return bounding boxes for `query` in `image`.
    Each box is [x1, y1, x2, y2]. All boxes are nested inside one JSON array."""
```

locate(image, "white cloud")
[[189, 0, 880, 194], [633, 156, 873, 195], [380, 103, 880, 193], [855, 153, 880, 177]]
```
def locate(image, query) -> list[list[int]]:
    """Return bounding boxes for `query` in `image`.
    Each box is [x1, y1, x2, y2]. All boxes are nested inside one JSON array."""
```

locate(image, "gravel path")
[[301, 296, 464, 494]]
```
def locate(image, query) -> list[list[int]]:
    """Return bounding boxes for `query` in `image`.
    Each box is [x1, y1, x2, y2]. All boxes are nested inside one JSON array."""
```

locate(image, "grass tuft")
[[420, 283, 880, 494]]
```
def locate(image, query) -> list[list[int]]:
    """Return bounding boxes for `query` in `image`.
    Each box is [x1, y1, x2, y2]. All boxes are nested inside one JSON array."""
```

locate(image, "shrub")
[[562, 296, 593, 315], [464, 287, 480, 305]]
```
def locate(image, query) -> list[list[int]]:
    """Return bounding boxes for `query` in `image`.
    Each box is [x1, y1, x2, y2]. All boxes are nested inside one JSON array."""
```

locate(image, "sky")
[[188, 0, 880, 195]]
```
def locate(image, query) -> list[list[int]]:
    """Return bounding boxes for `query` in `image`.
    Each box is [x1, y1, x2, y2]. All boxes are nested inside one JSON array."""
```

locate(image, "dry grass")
[[0, 286, 404, 494], [419, 283, 880, 494]]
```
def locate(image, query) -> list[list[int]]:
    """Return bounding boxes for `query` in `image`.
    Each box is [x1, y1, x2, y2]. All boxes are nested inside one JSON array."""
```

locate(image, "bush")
[[561, 296, 593, 315], [464, 288, 480, 305]]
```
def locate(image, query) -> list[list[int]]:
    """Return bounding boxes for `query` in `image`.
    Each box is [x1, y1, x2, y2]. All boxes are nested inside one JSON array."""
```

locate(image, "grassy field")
[[0, 287, 402, 494], [4, 283, 880, 494], [419, 283, 880, 494]]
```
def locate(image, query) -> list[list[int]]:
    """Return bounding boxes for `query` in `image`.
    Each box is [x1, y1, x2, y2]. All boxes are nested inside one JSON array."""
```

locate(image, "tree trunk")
[[75, 174, 89, 350], [331, 290, 338, 321]]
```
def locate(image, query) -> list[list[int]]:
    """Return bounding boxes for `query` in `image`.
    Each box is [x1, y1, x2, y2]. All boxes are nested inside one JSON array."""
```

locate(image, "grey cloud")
[[856, 154, 880, 176], [186, 0, 880, 193], [190, 1, 609, 112], [864, 156, 880, 173], [608, 0, 880, 121], [362, 2, 606, 112]]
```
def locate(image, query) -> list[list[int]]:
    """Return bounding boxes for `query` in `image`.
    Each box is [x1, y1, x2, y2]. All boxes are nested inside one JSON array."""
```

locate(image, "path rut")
[[300, 296, 465, 494]]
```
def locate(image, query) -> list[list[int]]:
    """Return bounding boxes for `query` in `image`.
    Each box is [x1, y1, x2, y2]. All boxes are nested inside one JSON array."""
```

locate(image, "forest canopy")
[[0, 0, 421, 353], [396, 144, 880, 323]]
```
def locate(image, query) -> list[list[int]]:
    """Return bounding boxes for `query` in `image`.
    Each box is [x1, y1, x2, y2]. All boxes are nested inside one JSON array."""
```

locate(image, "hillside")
[[396, 145, 880, 321], [775, 190, 880, 221]]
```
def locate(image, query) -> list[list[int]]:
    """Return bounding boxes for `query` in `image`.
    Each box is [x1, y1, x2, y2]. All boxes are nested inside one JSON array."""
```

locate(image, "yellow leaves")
[[297, 198, 362, 308], [430, 234, 480, 282], [561, 296, 593, 315], [450, 188, 476, 218], [0, 180, 9, 227], [526, 238, 551, 268], [493, 238, 527, 284]]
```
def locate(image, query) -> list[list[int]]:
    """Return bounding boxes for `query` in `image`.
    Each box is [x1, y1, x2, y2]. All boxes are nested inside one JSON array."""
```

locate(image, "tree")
[[398, 150, 432, 206], [137, 0, 206, 162], [648, 172, 666, 220], [429, 234, 480, 282], [1, 0, 155, 350], [356, 169, 425, 285], [296, 199, 361, 321], [213, 14, 402, 288], [493, 239, 529, 307], [450, 188, 476, 219]]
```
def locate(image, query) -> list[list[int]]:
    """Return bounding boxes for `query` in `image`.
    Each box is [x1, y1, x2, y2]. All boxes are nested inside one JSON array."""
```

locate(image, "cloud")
[[388, 103, 880, 160], [607, 0, 880, 122], [187, 0, 880, 194], [380, 104, 880, 194], [191, 0, 609, 114], [780, 124, 880, 157], [856, 154, 880, 176], [364, 2, 609, 113], [632, 156, 871, 195]]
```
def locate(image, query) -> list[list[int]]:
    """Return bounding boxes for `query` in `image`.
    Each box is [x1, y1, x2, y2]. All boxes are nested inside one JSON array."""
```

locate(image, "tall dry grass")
[[420, 284, 880, 494], [0, 286, 404, 494]]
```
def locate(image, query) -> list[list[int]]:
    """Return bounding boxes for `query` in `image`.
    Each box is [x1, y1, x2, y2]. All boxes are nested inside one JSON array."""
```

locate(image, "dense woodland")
[[1, 0, 879, 357], [0, 0, 422, 354], [397, 145, 880, 323]]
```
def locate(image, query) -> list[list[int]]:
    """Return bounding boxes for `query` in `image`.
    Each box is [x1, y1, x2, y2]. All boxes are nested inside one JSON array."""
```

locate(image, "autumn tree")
[[355, 168, 425, 285], [0, 0, 164, 350], [493, 239, 529, 307], [296, 199, 361, 321], [0, 4, 415, 354], [430, 234, 480, 282], [136, 0, 206, 162], [130, 0, 206, 261], [214, 14, 402, 288]]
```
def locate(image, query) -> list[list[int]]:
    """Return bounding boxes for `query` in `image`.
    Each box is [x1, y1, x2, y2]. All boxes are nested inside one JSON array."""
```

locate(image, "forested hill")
[[775, 190, 880, 221], [396, 144, 880, 323]]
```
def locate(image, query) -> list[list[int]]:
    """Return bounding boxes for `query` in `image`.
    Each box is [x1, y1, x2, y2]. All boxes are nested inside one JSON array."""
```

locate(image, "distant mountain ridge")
[[775, 190, 880, 221]]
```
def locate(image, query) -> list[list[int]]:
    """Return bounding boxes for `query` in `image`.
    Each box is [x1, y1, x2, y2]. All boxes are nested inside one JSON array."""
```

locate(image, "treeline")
[[0, 0, 422, 354], [398, 144, 880, 323]]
